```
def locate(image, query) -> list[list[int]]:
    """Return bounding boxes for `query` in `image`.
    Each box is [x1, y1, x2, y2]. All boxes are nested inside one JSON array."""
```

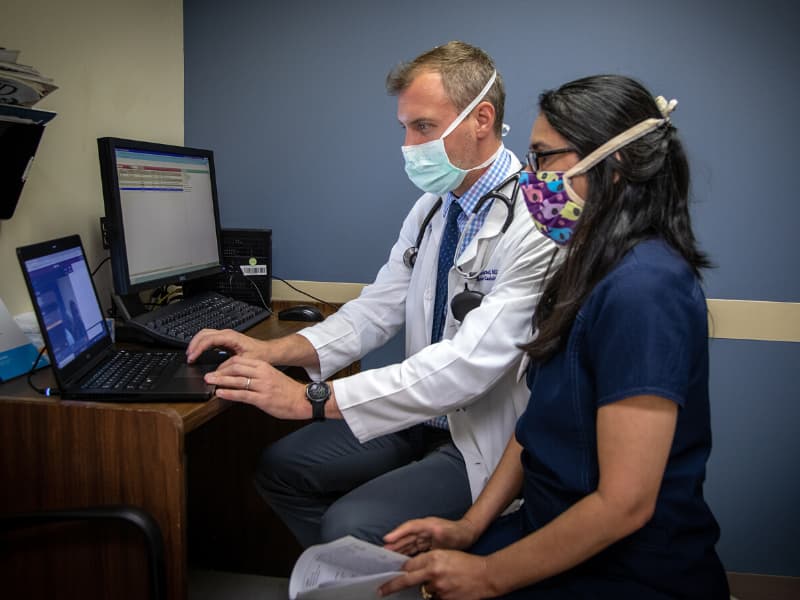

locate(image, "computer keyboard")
[[83, 350, 179, 391], [125, 291, 271, 347]]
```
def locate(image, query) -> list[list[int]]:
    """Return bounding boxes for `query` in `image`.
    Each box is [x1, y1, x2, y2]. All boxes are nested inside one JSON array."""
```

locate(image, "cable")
[[148, 285, 183, 308], [26, 346, 59, 397], [91, 255, 111, 277], [221, 265, 274, 315], [242, 273, 273, 314], [270, 274, 340, 311]]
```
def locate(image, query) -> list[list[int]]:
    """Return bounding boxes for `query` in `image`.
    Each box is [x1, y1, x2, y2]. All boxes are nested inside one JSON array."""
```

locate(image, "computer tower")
[[184, 228, 272, 308]]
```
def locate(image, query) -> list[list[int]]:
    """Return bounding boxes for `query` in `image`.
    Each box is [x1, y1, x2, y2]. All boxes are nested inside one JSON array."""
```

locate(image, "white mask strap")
[[469, 142, 504, 172], [562, 96, 678, 205], [441, 70, 497, 138]]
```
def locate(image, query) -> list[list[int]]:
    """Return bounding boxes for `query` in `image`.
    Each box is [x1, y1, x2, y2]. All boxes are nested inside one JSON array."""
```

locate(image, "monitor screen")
[[97, 137, 223, 297], [20, 238, 109, 369]]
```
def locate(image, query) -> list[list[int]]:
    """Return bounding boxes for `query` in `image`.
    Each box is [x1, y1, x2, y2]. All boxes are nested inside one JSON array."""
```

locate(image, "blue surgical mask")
[[402, 71, 501, 196]]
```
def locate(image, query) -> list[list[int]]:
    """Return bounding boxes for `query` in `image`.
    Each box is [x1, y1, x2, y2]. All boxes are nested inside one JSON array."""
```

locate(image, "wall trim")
[[706, 299, 800, 343], [273, 281, 800, 343], [272, 280, 367, 305]]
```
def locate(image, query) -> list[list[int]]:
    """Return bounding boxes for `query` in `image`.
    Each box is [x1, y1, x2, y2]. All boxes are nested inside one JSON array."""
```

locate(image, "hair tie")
[[655, 96, 678, 119]]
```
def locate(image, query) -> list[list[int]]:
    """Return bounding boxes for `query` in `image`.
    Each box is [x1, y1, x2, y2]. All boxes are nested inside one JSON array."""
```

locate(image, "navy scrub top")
[[516, 239, 728, 598]]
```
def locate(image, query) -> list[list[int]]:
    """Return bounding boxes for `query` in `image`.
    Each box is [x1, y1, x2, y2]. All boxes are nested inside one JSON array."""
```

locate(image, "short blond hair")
[[386, 40, 505, 138]]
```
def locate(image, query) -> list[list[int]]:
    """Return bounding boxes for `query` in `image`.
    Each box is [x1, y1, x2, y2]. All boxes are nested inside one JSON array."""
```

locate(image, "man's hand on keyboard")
[[203, 356, 341, 421]]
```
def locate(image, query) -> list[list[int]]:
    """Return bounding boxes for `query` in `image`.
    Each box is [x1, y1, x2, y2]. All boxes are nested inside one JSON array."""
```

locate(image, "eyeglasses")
[[525, 147, 576, 171]]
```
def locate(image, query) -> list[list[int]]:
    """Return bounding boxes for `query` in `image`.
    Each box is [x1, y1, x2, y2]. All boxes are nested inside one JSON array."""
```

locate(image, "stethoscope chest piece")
[[404, 170, 521, 323], [402, 246, 419, 269], [450, 284, 485, 322]]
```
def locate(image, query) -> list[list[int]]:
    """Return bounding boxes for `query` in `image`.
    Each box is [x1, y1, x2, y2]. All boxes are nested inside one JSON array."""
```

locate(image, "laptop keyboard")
[[82, 350, 180, 391]]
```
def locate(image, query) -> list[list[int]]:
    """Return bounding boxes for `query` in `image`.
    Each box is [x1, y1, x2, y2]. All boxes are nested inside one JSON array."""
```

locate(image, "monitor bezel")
[[97, 136, 224, 297]]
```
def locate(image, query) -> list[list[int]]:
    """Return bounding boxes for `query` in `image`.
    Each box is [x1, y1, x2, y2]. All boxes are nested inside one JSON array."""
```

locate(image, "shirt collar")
[[444, 146, 511, 216]]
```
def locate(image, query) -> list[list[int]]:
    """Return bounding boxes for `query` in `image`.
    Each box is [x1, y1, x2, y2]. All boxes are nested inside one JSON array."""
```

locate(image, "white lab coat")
[[300, 154, 558, 500]]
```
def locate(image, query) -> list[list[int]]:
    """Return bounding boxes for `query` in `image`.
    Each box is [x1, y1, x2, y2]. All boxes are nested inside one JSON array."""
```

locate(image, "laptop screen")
[[21, 243, 109, 369]]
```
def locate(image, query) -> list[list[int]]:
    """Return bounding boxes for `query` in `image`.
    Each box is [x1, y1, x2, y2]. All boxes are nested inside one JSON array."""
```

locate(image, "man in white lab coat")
[[187, 41, 557, 547]]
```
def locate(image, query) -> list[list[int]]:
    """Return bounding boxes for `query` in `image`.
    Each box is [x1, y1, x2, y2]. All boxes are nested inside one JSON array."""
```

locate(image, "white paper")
[[289, 536, 419, 600], [0, 297, 49, 380], [0, 298, 31, 351]]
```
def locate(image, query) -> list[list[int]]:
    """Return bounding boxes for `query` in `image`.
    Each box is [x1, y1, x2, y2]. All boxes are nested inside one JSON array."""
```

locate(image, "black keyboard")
[[126, 291, 271, 347], [83, 350, 179, 391]]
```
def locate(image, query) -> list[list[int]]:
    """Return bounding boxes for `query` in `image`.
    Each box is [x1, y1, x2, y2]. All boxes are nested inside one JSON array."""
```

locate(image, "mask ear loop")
[[439, 70, 497, 139], [409, 70, 503, 178], [562, 117, 668, 205], [561, 94, 678, 205]]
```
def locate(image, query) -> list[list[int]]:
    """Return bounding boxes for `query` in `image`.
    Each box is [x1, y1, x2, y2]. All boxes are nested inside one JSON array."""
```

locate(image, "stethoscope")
[[402, 171, 521, 322]]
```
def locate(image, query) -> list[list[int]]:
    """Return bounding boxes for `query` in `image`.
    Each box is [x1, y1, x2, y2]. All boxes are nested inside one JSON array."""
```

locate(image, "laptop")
[[17, 234, 214, 401]]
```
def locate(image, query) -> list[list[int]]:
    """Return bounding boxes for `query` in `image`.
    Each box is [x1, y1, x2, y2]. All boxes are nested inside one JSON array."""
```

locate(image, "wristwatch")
[[305, 381, 331, 421]]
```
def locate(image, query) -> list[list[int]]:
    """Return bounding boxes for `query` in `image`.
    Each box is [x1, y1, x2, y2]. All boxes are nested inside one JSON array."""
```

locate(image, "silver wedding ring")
[[245, 377, 251, 391]]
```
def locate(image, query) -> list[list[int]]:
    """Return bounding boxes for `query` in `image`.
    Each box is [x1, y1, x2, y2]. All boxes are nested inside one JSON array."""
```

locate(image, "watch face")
[[307, 382, 330, 402]]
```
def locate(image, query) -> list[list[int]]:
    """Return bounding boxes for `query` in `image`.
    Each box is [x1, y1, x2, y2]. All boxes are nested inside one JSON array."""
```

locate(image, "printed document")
[[289, 536, 419, 600]]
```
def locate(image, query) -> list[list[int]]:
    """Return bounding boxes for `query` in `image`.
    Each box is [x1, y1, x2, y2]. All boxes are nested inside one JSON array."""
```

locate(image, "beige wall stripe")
[[707, 299, 800, 343], [272, 280, 367, 305], [273, 282, 799, 343]]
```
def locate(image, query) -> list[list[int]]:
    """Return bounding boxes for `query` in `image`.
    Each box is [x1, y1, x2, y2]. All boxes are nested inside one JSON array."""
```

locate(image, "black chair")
[[0, 505, 166, 600]]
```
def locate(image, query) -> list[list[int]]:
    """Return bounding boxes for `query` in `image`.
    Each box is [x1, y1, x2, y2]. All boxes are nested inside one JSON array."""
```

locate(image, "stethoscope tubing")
[[403, 169, 522, 276], [453, 171, 521, 280]]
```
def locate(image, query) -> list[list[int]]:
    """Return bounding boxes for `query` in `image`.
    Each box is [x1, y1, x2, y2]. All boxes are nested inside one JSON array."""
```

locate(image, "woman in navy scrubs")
[[381, 75, 729, 600]]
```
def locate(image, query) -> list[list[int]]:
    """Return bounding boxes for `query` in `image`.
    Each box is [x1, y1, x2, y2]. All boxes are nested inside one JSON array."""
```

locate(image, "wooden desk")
[[0, 309, 357, 599]]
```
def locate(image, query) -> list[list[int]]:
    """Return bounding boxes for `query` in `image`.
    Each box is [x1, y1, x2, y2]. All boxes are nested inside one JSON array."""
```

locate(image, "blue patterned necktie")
[[428, 201, 462, 430], [431, 201, 462, 344]]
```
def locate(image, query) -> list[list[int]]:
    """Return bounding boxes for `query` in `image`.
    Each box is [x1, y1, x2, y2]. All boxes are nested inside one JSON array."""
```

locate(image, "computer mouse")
[[193, 347, 230, 365], [278, 305, 324, 322]]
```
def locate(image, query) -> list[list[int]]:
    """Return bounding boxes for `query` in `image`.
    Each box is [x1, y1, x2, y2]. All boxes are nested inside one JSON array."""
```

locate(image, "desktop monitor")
[[97, 137, 224, 315]]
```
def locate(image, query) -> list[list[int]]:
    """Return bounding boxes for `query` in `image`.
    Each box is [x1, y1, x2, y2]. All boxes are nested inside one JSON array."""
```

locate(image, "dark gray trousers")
[[254, 419, 472, 547]]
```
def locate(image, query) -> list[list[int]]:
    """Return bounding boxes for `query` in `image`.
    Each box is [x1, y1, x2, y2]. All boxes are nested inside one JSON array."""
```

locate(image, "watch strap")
[[306, 381, 330, 421]]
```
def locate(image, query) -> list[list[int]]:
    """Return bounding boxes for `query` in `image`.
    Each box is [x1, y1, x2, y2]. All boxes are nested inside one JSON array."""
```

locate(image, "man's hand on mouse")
[[187, 328, 322, 378], [186, 328, 268, 364]]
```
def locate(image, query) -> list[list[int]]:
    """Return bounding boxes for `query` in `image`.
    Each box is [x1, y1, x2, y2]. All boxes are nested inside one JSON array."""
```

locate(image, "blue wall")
[[185, 0, 800, 575]]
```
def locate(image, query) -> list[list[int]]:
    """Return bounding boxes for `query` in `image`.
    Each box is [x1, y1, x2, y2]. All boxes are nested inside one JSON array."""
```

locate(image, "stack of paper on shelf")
[[0, 47, 58, 107]]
